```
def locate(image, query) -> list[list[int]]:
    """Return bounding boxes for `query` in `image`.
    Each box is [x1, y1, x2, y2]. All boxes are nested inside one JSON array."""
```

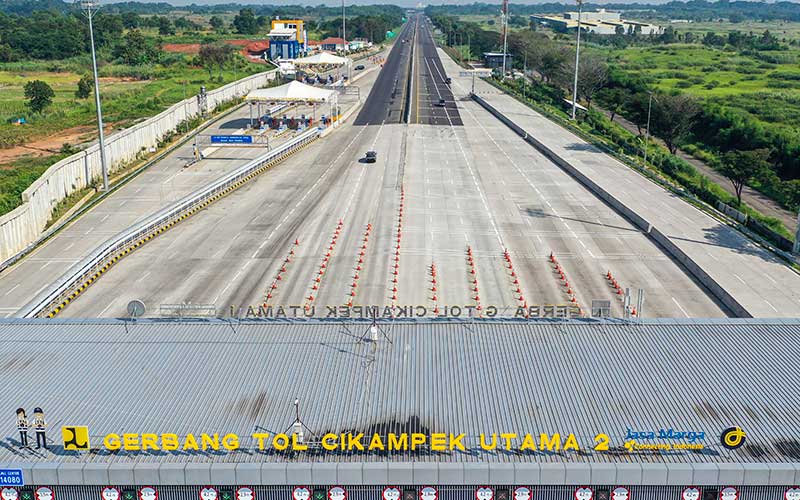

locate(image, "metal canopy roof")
[[1, 318, 799, 485]]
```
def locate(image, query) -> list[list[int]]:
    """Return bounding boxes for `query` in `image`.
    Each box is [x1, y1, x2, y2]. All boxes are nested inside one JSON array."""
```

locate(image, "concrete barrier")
[[18, 127, 320, 319], [0, 70, 279, 263], [472, 93, 752, 318]]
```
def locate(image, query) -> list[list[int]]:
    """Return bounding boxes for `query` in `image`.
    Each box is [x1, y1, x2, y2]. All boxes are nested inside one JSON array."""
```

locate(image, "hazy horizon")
[[98, 0, 704, 5], [99, 0, 797, 6]]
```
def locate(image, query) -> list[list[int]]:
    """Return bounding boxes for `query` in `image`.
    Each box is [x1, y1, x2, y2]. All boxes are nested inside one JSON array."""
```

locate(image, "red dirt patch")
[[163, 43, 201, 55], [0, 123, 116, 167]]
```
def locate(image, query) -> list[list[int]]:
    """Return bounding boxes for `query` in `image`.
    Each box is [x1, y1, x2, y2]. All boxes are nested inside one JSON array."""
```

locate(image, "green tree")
[[24, 80, 55, 114], [651, 93, 700, 154], [198, 42, 234, 79], [598, 88, 626, 122], [232, 8, 258, 35], [209, 15, 225, 33], [0, 43, 16, 62], [121, 12, 140, 29], [718, 149, 771, 206], [75, 75, 94, 99], [92, 13, 124, 48], [113, 30, 161, 65], [157, 17, 174, 36]]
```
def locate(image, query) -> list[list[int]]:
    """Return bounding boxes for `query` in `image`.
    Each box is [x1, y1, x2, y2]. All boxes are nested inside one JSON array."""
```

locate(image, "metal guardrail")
[[18, 127, 321, 319]]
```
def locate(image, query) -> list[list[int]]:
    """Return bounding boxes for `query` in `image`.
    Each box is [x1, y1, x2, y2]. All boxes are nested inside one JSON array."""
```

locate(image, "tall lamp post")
[[501, 0, 509, 77], [341, 0, 346, 55], [570, 0, 584, 121], [642, 91, 654, 168], [80, 0, 109, 191]]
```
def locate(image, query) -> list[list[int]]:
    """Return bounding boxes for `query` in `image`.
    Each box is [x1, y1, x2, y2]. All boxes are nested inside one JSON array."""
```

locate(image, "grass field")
[[598, 43, 800, 129], [0, 57, 266, 148], [653, 20, 800, 41], [0, 55, 269, 215]]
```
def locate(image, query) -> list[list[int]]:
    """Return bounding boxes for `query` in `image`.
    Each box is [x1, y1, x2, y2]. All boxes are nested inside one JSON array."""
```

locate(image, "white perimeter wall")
[[0, 69, 278, 263]]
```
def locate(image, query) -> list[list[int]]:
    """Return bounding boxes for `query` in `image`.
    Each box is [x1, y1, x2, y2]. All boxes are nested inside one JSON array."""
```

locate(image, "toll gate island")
[[1, 318, 800, 500]]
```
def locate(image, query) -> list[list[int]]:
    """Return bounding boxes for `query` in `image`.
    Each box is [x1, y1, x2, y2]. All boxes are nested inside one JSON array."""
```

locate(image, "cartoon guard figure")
[[32, 407, 47, 449], [15, 408, 28, 447]]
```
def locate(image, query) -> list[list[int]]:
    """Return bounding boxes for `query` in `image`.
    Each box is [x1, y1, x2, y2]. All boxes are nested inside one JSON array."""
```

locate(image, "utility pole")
[[523, 50, 527, 100], [80, 0, 109, 191], [466, 31, 471, 64], [501, 0, 509, 77], [342, 0, 346, 55], [643, 91, 653, 168], [570, 0, 584, 121], [794, 212, 800, 254]]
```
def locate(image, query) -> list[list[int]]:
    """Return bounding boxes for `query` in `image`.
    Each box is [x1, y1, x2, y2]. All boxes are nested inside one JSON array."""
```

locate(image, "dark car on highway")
[[355, 64, 365, 70], [436, 98, 446, 107], [365, 151, 377, 163]]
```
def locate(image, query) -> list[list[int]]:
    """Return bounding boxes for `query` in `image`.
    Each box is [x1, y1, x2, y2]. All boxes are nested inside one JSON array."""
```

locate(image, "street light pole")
[[643, 91, 653, 168], [570, 0, 584, 121], [81, 0, 109, 191], [523, 50, 527, 100], [342, 0, 346, 55], [501, 0, 509, 77]]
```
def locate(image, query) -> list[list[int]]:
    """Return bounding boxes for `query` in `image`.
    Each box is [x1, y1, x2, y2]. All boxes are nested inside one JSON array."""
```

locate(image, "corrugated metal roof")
[[1, 318, 799, 466]]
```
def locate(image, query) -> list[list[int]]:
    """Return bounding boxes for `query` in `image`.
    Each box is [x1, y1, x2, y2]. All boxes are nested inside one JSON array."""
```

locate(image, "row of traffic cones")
[[605, 270, 636, 316], [347, 223, 373, 306], [550, 251, 582, 314], [466, 246, 482, 315], [430, 261, 439, 315], [504, 248, 527, 315], [305, 220, 344, 308], [390, 187, 405, 305], [263, 238, 300, 306]]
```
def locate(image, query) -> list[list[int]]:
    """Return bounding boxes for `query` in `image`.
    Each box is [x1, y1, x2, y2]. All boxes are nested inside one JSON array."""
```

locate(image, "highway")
[[442, 42, 800, 317], [0, 53, 384, 318], [45, 14, 728, 319]]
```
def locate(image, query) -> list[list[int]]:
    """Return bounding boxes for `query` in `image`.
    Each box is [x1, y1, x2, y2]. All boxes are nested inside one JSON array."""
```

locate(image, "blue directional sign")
[[210, 135, 253, 144], [0, 469, 24, 486]]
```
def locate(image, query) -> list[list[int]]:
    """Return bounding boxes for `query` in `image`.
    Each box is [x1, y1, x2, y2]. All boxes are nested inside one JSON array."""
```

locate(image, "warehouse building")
[[531, 10, 663, 36], [1, 318, 799, 500]]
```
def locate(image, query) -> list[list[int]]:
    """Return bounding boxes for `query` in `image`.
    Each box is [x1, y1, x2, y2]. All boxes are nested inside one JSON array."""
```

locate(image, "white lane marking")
[[212, 124, 370, 305], [734, 274, 747, 285], [3, 284, 20, 296], [672, 297, 690, 318], [424, 56, 503, 247], [101, 214, 110, 222], [63, 242, 74, 251], [39, 262, 51, 270], [214, 268, 245, 303], [99, 301, 115, 316], [249, 126, 370, 260], [763, 299, 778, 312]]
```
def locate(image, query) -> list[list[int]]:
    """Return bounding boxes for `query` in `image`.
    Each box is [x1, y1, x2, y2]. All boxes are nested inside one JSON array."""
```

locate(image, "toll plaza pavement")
[[441, 49, 800, 317], [0, 55, 385, 318], [60, 18, 727, 319]]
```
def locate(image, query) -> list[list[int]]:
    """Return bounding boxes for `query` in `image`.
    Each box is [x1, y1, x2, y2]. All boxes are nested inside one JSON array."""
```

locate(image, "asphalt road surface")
[[409, 17, 462, 126], [0, 55, 383, 318], [353, 20, 414, 126], [49, 14, 728, 319]]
